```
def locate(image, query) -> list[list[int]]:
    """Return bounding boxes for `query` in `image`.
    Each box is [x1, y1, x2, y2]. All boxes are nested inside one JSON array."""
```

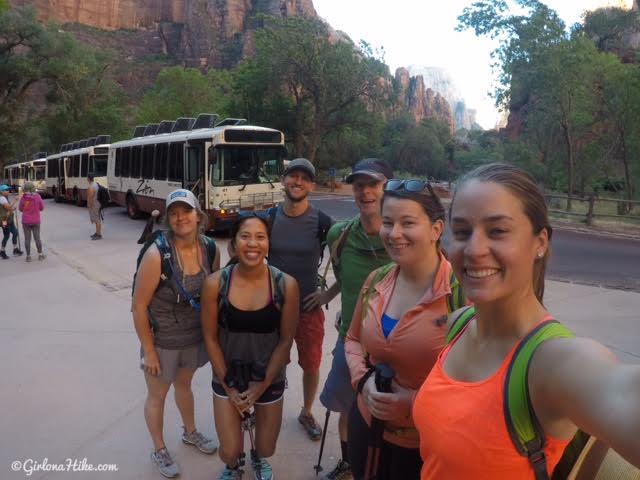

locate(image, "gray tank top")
[[148, 238, 212, 349]]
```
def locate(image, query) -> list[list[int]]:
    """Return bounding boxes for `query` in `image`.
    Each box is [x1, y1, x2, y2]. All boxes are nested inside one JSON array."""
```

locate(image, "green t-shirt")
[[327, 215, 391, 339]]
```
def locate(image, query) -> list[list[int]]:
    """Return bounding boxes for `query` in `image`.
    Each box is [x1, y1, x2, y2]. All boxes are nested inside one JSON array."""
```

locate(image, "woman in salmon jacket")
[[344, 179, 464, 480]]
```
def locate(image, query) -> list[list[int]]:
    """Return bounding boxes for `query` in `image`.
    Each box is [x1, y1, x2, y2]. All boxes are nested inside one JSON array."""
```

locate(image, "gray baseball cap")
[[283, 158, 315, 181]]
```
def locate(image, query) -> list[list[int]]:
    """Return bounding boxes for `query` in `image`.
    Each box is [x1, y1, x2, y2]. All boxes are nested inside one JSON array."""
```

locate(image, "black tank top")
[[224, 267, 280, 333]]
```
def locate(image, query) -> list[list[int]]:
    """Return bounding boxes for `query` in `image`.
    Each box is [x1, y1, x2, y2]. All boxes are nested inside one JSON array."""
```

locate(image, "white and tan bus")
[[45, 136, 110, 204], [107, 113, 286, 230]]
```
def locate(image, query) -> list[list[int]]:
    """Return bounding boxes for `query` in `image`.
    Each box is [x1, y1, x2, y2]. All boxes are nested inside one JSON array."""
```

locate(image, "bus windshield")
[[211, 146, 284, 187]]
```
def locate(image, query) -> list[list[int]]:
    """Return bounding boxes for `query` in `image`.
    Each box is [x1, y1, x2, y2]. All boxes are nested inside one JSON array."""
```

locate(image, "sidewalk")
[[0, 205, 638, 479]]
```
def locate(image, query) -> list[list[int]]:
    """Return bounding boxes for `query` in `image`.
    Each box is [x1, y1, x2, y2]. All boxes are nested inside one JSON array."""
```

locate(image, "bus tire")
[[126, 195, 142, 219], [74, 189, 85, 207]]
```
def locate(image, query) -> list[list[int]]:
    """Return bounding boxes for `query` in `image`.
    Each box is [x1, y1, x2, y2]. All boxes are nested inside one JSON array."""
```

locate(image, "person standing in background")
[[18, 181, 45, 262], [87, 174, 102, 240]]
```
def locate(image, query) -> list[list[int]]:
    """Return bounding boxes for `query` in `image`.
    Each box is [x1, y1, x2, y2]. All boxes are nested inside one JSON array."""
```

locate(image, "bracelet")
[[356, 367, 376, 394]]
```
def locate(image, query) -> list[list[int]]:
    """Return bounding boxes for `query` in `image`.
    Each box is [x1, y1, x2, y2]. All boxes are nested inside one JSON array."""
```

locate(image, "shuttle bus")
[[2, 154, 47, 193], [45, 136, 110, 204], [107, 113, 286, 231]]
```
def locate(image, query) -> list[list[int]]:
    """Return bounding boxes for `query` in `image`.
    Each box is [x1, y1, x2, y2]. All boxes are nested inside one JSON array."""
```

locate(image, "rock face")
[[395, 68, 455, 134], [408, 66, 480, 131], [10, 0, 317, 68]]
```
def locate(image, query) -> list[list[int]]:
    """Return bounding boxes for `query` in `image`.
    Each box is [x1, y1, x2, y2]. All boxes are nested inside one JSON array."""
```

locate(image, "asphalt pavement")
[[0, 199, 638, 480]]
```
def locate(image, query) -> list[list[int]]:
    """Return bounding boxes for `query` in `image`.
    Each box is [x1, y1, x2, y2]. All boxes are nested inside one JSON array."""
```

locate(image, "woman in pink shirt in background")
[[344, 179, 464, 480], [18, 182, 45, 262]]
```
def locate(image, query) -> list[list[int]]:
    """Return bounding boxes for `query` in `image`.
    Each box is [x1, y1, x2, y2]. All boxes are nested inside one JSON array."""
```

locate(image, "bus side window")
[[142, 144, 154, 179], [81, 153, 88, 177], [115, 149, 121, 177], [122, 147, 130, 177], [131, 146, 142, 178], [155, 144, 168, 181], [169, 142, 184, 183]]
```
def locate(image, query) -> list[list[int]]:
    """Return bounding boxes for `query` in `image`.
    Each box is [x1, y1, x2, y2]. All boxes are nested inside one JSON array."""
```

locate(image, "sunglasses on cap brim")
[[385, 179, 436, 196]]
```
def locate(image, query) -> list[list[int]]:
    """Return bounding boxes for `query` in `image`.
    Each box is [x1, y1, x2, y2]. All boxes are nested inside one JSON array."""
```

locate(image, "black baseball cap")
[[345, 158, 393, 184]]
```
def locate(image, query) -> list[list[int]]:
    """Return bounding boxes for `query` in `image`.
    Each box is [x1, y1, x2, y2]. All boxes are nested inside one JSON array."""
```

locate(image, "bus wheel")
[[74, 189, 85, 207], [127, 195, 142, 219]]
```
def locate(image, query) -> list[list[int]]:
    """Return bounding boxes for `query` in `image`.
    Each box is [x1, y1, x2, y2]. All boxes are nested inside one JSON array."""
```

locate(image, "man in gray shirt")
[[268, 158, 333, 441]]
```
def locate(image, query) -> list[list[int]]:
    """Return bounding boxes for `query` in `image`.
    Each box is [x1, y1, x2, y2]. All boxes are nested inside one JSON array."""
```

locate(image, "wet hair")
[[450, 163, 552, 302], [381, 186, 446, 249], [228, 214, 271, 265]]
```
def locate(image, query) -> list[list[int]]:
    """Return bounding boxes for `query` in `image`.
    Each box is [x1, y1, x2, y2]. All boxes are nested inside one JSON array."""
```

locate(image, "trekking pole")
[[363, 364, 395, 480], [313, 409, 331, 475]]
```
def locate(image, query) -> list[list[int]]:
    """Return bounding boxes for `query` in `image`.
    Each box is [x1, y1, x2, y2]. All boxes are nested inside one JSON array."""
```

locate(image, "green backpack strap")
[[445, 306, 476, 344], [504, 320, 574, 480], [447, 270, 465, 314], [361, 262, 397, 320]]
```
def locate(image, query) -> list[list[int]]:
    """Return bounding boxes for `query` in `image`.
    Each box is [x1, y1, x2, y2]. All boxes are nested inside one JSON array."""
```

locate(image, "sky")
[[312, 0, 633, 129]]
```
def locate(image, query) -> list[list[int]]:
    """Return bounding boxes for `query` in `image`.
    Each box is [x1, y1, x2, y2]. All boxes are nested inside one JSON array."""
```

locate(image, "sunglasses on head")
[[385, 179, 436, 196]]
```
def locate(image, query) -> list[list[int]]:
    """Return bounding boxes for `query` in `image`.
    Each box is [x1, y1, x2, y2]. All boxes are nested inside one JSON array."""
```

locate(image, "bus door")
[[184, 142, 205, 205]]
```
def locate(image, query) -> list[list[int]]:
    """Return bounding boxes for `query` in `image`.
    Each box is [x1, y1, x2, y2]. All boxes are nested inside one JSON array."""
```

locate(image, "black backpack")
[[97, 184, 111, 209], [132, 231, 217, 310]]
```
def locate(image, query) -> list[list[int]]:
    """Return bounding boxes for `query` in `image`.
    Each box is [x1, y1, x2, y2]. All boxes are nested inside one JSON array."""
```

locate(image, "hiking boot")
[[150, 447, 179, 478], [25, 255, 32, 263], [219, 465, 244, 480], [38, 253, 46, 261], [91, 234, 103, 240], [181, 428, 218, 454], [298, 412, 322, 441], [322, 460, 353, 480], [13, 248, 23, 256], [0, 251, 8, 259], [251, 455, 273, 480]]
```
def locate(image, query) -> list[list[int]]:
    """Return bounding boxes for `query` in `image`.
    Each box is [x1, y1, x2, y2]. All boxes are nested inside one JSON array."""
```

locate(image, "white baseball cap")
[[166, 189, 198, 209]]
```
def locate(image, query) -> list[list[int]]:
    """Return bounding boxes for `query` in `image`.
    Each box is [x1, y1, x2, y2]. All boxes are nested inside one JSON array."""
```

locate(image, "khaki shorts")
[[140, 343, 209, 384]]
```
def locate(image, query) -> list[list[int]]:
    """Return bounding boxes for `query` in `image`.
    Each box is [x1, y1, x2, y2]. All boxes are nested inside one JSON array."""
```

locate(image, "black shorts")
[[211, 380, 285, 405]]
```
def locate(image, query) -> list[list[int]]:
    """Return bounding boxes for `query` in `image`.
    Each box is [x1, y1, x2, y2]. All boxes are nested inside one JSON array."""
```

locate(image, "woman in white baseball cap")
[[132, 188, 221, 478]]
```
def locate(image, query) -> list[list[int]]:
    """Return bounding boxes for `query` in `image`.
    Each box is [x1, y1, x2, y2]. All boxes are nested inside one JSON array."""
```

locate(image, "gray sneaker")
[[150, 447, 179, 478], [219, 465, 244, 479], [38, 253, 46, 261], [251, 455, 273, 480], [323, 460, 353, 480], [182, 428, 218, 454], [25, 255, 32, 263]]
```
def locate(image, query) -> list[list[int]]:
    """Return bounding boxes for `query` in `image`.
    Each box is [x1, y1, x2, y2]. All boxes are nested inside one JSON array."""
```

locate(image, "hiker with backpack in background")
[[413, 164, 640, 479], [0, 184, 24, 259], [18, 181, 45, 262], [132, 189, 220, 478], [261, 158, 334, 442], [313, 158, 393, 480], [344, 178, 465, 480], [201, 214, 299, 480], [86, 174, 103, 240]]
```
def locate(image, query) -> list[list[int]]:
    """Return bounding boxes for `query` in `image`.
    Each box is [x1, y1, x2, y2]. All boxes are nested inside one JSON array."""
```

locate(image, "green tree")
[[242, 16, 388, 163], [136, 67, 233, 124]]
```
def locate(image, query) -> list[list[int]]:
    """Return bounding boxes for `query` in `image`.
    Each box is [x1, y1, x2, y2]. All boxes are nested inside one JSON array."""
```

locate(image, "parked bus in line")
[[107, 113, 286, 231], [45, 136, 110, 205], [2, 153, 47, 193]]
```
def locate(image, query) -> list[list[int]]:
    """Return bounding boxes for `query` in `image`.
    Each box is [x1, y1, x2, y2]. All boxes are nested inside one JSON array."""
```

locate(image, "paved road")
[[310, 194, 640, 292], [1, 197, 638, 480]]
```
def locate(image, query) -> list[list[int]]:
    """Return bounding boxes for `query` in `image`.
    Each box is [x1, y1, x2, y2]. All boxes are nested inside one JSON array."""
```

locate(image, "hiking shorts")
[[294, 307, 325, 372], [320, 338, 356, 415], [139, 343, 209, 384], [88, 203, 102, 224], [211, 380, 285, 405]]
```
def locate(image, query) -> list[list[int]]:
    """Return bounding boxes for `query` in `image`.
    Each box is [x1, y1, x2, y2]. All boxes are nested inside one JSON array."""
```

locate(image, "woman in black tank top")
[[202, 215, 299, 480]]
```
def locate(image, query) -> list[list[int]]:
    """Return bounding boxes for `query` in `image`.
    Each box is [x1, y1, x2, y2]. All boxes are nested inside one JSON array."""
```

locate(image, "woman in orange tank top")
[[413, 164, 640, 479]]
